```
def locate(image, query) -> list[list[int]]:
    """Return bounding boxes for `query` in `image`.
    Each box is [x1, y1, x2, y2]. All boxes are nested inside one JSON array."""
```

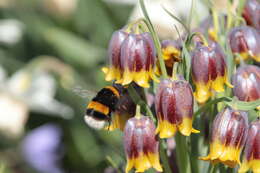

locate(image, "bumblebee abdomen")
[[86, 101, 110, 120]]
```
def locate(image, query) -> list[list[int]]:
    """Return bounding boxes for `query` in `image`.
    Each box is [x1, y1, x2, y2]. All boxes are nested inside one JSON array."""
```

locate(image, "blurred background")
[[0, 0, 208, 172]]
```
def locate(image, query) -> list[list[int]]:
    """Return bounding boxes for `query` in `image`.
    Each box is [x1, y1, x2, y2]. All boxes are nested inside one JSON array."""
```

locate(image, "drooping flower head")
[[191, 41, 232, 103], [239, 119, 260, 173], [228, 26, 260, 62], [124, 116, 162, 173], [104, 30, 129, 81], [155, 78, 199, 138], [242, 0, 260, 30], [160, 39, 182, 75], [103, 28, 158, 88], [200, 107, 249, 168], [232, 65, 260, 109]]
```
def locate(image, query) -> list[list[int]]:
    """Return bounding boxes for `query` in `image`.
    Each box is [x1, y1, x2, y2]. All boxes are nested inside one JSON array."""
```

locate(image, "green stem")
[[127, 85, 156, 122], [171, 62, 178, 80], [187, 0, 194, 32], [209, 164, 217, 173], [212, 8, 219, 40], [135, 105, 141, 118], [106, 156, 123, 173], [175, 133, 191, 173], [160, 140, 172, 173], [139, 0, 168, 78]]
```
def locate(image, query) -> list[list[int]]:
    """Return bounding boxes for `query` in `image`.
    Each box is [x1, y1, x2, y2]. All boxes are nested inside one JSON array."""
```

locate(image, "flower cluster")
[[83, 0, 260, 172]]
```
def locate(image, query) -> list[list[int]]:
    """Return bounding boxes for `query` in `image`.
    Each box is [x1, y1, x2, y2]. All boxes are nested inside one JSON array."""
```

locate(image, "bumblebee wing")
[[71, 86, 96, 100]]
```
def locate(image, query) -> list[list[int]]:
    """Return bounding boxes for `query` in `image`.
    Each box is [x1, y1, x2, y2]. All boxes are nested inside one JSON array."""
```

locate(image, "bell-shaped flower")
[[239, 119, 260, 173], [124, 116, 162, 173], [232, 65, 260, 109], [200, 107, 249, 168], [103, 30, 128, 81], [155, 78, 199, 138], [228, 26, 260, 62], [242, 0, 260, 30], [103, 29, 158, 88], [191, 42, 232, 103]]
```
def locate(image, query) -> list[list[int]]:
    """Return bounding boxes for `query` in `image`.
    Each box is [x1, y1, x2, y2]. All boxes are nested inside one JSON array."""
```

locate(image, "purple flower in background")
[[21, 123, 64, 173]]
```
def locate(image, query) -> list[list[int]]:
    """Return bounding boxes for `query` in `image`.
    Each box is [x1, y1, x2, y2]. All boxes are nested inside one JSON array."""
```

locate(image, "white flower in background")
[[128, 0, 208, 39], [0, 65, 28, 138], [0, 66, 73, 138], [43, 0, 78, 17], [6, 69, 74, 119], [0, 93, 28, 138], [0, 19, 24, 45]]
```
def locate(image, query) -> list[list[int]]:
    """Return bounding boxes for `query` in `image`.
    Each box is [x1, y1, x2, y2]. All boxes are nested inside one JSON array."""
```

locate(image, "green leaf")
[[162, 6, 189, 34], [74, 0, 116, 47], [225, 98, 260, 111], [194, 97, 232, 117], [43, 27, 106, 68], [182, 45, 191, 81]]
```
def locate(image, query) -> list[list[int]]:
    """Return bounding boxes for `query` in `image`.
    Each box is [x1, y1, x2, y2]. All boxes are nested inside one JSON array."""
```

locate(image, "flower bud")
[[103, 29, 158, 88], [228, 26, 260, 62], [232, 65, 260, 110], [124, 116, 162, 173], [191, 42, 232, 103], [200, 107, 249, 167], [242, 0, 260, 30], [155, 79, 199, 138], [239, 119, 260, 173]]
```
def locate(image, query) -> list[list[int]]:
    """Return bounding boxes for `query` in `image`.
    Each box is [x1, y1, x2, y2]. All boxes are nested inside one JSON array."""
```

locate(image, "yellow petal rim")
[[199, 140, 242, 168], [156, 117, 199, 138], [239, 159, 260, 173], [162, 46, 181, 61], [103, 66, 159, 88], [126, 152, 162, 173], [194, 82, 212, 104], [105, 113, 132, 131]]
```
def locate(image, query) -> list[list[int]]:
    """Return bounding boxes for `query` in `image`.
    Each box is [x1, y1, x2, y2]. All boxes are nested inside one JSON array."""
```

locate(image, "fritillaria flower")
[[161, 40, 182, 75], [200, 107, 248, 168], [239, 119, 260, 173], [124, 116, 162, 173], [103, 30, 128, 81], [155, 78, 199, 138], [232, 65, 260, 109], [228, 26, 260, 62], [242, 0, 260, 30], [191, 42, 232, 103], [103, 29, 158, 88]]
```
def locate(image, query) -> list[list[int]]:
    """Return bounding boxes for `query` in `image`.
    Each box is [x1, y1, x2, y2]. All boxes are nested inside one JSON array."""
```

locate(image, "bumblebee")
[[84, 84, 124, 129]]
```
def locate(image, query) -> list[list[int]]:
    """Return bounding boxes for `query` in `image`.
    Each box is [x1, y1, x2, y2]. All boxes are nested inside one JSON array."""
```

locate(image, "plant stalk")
[[160, 140, 172, 173], [175, 133, 191, 173]]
